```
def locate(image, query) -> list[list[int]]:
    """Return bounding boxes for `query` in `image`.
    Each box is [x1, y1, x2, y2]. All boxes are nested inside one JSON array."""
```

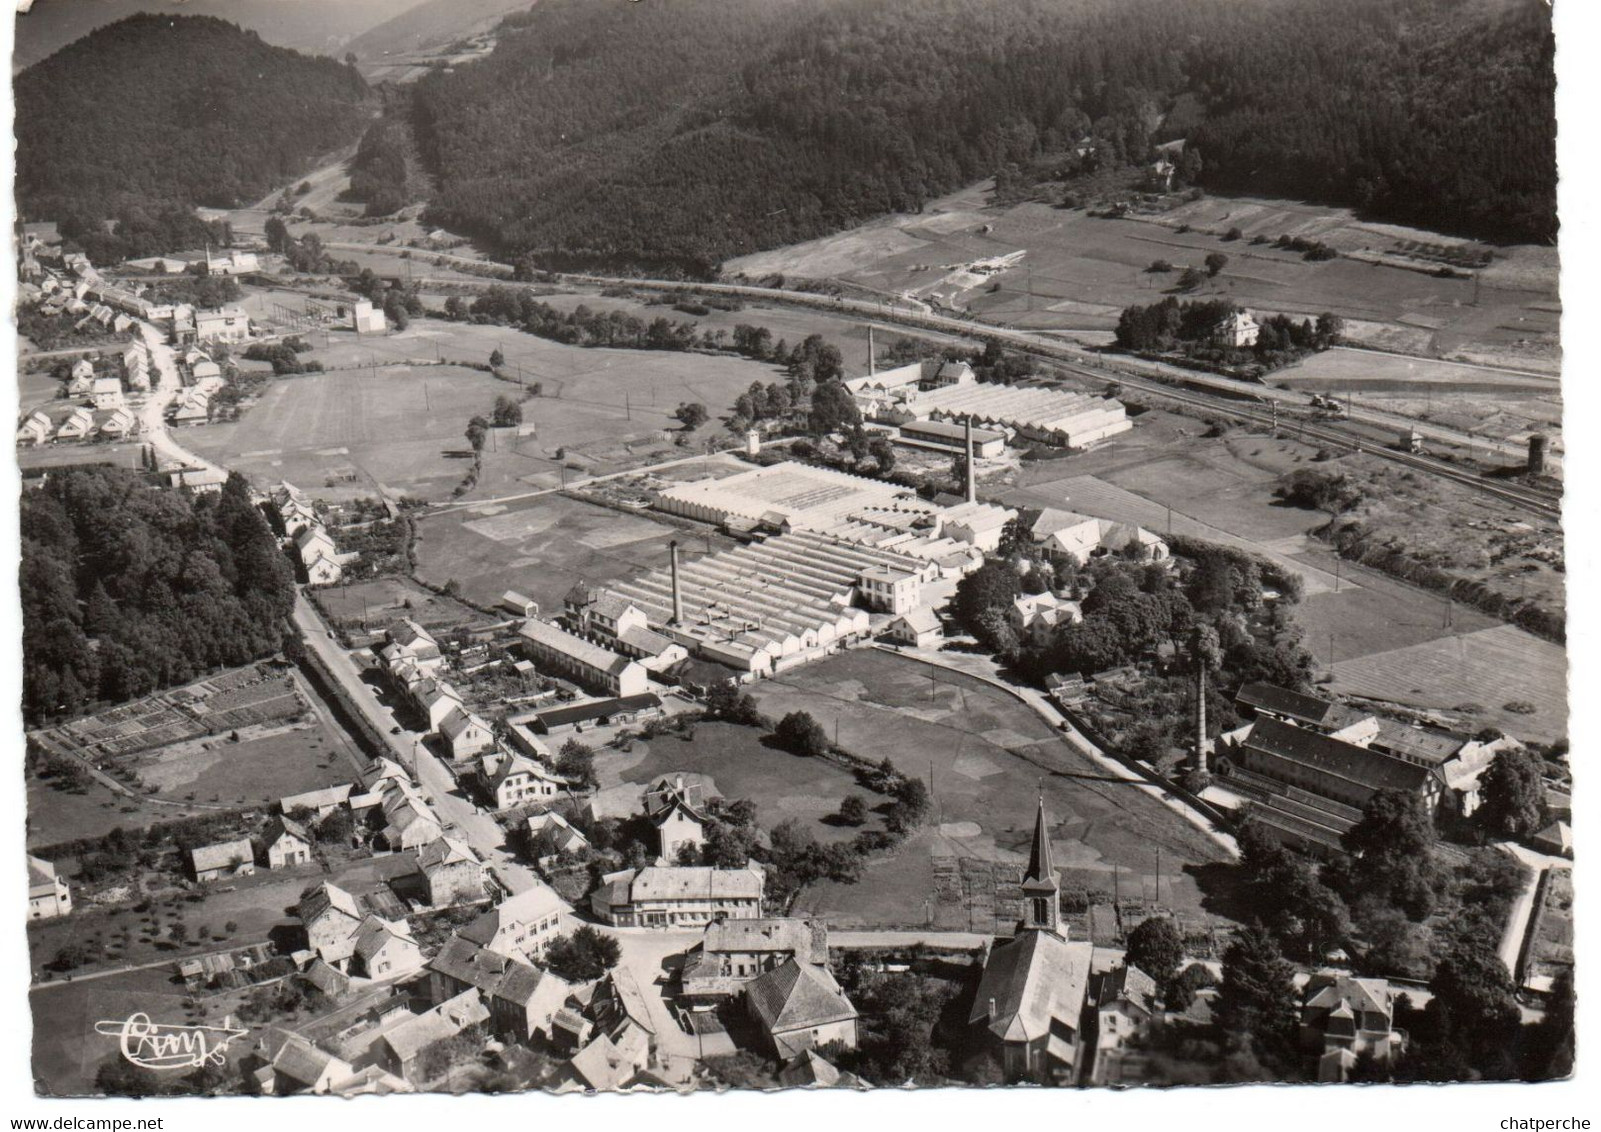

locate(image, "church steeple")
[[1019, 794, 1061, 935]]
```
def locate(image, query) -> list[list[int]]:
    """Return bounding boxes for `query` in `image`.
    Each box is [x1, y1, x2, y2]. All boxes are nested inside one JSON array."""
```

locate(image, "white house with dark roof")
[[476, 749, 569, 811], [417, 836, 485, 907], [262, 815, 314, 869], [883, 605, 943, 648], [348, 914, 424, 981], [439, 706, 494, 758], [642, 775, 707, 864], [28, 856, 71, 919], [458, 881, 571, 962]]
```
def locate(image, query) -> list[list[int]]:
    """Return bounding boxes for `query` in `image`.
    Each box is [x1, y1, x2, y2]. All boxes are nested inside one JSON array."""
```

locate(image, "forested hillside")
[[20, 468, 297, 726], [16, 14, 372, 262], [411, 0, 1555, 276]]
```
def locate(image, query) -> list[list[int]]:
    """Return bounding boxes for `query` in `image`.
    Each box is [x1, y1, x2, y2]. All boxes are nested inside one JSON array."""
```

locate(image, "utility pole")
[[1155, 847, 1162, 906], [1328, 631, 1336, 669]]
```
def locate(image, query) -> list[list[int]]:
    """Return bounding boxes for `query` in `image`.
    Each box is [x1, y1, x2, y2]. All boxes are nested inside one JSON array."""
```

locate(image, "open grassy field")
[[601, 721, 874, 847], [26, 775, 218, 851], [727, 180, 1560, 376], [190, 310, 799, 500], [1331, 624, 1567, 744], [31, 966, 190, 1096], [314, 576, 486, 633], [745, 650, 1234, 933], [412, 491, 738, 613]]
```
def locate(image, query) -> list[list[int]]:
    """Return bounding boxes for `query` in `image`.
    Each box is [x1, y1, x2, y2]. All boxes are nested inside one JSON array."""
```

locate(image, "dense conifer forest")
[[16, 14, 372, 262], [411, 0, 1555, 276], [20, 468, 298, 725]]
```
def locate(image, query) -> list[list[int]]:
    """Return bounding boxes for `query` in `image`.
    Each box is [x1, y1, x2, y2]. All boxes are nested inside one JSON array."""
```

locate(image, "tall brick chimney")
[[964, 417, 977, 504], [669, 541, 684, 627]]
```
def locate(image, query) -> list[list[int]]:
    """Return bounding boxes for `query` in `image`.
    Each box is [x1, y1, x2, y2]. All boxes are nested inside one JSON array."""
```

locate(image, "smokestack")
[[1528, 433, 1549, 476], [669, 541, 684, 626], [868, 327, 876, 377], [964, 417, 977, 504], [1193, 660, 1211, 773]]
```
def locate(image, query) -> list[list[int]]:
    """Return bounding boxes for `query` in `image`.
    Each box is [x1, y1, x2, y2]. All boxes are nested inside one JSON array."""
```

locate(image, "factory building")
[[912, 384, 1133, 448]]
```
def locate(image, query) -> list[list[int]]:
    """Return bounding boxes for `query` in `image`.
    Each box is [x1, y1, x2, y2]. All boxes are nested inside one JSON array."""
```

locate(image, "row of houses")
[[272, 482, 354, 586], [17, 404, 136, 446], [377, 619, 495, 758]]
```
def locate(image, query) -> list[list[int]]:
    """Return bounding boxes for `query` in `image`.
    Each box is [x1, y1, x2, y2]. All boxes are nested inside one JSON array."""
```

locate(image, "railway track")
[[312, 244, 1565, 519]]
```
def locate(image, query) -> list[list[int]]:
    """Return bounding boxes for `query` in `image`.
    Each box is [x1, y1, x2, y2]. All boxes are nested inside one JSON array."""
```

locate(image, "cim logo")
[[94, 1013, 247, 1071]]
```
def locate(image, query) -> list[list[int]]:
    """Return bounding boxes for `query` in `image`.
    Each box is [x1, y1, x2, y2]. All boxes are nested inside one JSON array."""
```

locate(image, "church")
[[967, 798, 1096, 1084]]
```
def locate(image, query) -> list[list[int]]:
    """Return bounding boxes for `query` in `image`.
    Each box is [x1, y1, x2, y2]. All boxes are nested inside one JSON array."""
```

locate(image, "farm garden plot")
[[33, 664, 306, 763], [747, 650, 1234, 931]]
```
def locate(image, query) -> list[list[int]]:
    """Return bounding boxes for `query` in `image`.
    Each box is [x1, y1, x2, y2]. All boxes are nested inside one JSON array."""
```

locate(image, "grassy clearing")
[[1331, 624, 1567, 744], [745, 650, 1233, 931]]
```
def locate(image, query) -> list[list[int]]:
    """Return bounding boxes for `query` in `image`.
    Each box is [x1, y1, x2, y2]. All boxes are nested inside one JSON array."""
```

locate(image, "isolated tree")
[[775, 711, 831, 758], [492, 395, 523, 428], [489, 347, 505, 368], [1476, 747, 1546, 839], [838, 794, 869, 826], [465, 415, 490, 453], [1177, 266, 1207, 292], [1204, 252, 1229, 277], [674, 401, 709, 430], [868, 436, 897, 475], [1125, 916, 1185, 982], [555, 738, 596, 789], [264, 215, 290, 254], [544, 925, 622, 982]]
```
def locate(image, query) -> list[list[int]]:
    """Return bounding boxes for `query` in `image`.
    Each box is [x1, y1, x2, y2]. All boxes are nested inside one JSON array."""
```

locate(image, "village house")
[[1086, 963, 1161, 1083], [1299, 974, 1405, 1081], [1009, 591, 1083, 642], [439, 706, 495, 759], [427, 936, 573, 1043], [643, 775, 708, 863], [457, 881, 571, 962], [681, 917, 830, 1001], [27, 855, 72, 920], [777, 1049, 863, 1089], [188, 838, 256, 883], [98, 407, 137, 439], [16, 411, 52, 446], [882, 605, 943, 648], [745, 958, 860, 1060], [525, 810, 591, 866], [383, 620, 446, 677], [261, 815, 314, 869], [351, 300, 386, 334], [476, 748, 569, 810], [298, 881, 364, 965], [967, 799, 1095, 1084], [373, 988, 490, 1085], [1213, 308, 1261, 348], [348, 914, 425, 980], [260, 1031, 356, 1096], [590, 862, 765, 928], [54, 406, 94, 441], [89, 376, 124, 410], [417, 836, 485, 907], [379, 784, 446, 851]]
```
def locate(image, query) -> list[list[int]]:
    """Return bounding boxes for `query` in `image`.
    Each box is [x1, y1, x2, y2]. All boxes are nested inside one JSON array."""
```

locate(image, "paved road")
[[291, 594, 541, 895]]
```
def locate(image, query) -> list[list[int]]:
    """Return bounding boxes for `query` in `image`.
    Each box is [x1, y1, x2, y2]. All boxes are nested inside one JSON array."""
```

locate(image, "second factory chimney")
[[669, 541, 684, 626], [964, 417, 977, 504]]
